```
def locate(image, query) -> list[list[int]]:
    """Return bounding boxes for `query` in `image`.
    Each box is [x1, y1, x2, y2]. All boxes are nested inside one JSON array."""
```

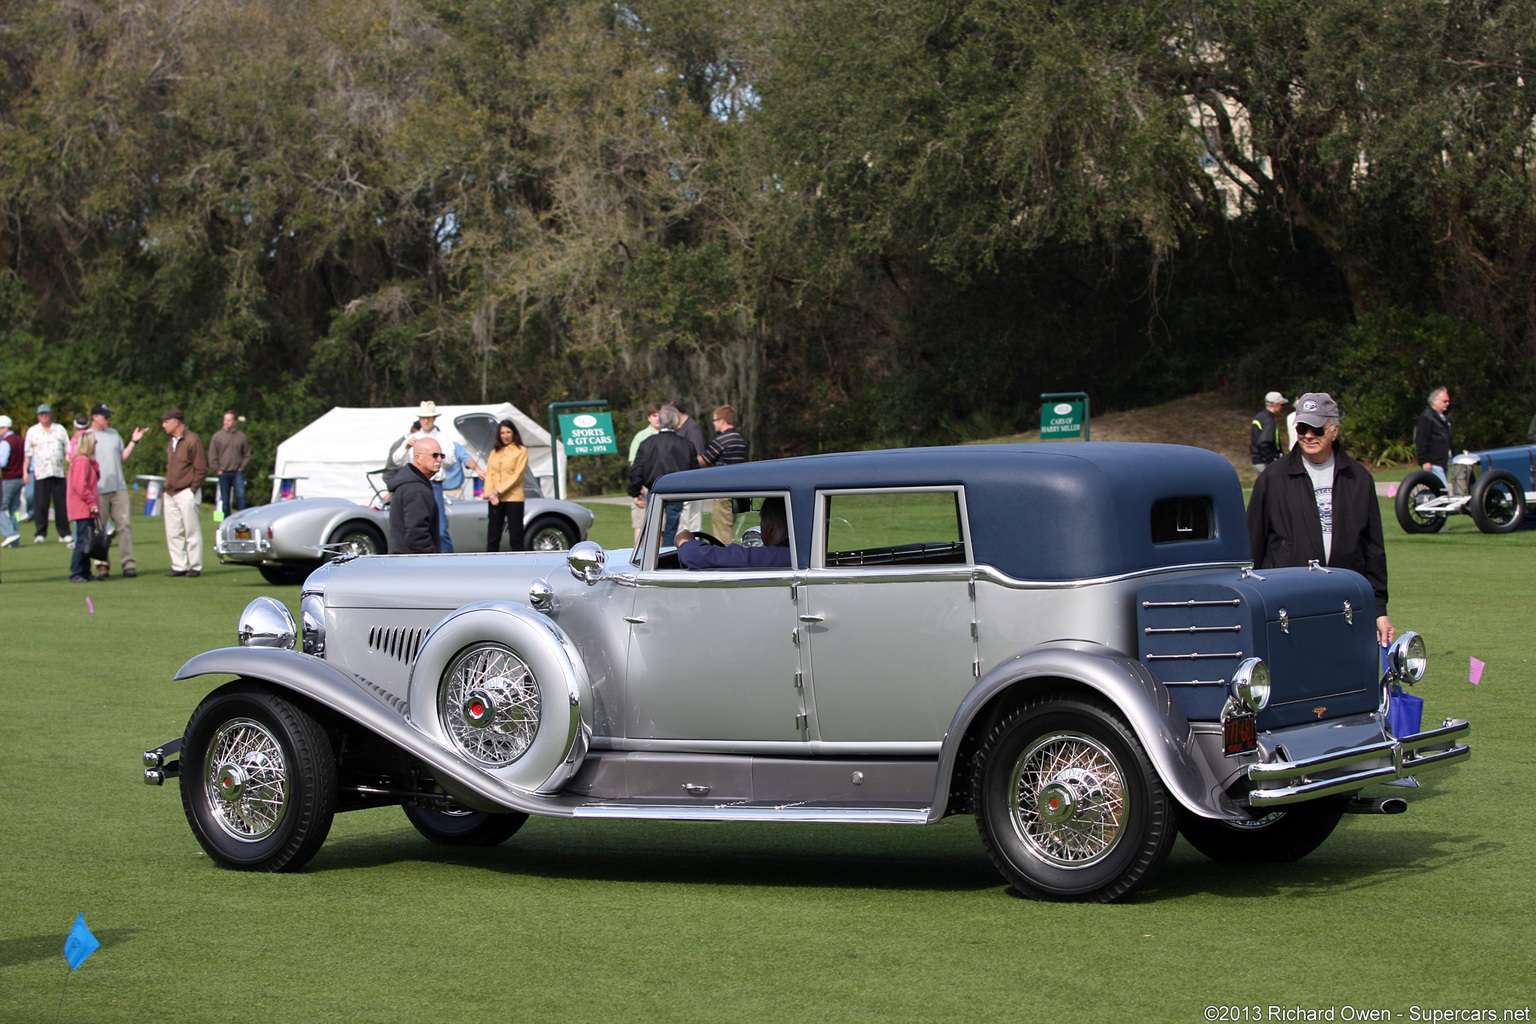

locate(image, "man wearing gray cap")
[[24, 404, 71, 544], [1248, 392, 1394, 647], [1250, 391, 1287, 473]]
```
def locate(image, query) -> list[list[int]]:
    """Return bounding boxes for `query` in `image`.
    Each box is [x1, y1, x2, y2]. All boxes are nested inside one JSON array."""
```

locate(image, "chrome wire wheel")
[[440, 643, 541, 766], [203, 717, 290, 842], [1009, 731, 1127, 867]]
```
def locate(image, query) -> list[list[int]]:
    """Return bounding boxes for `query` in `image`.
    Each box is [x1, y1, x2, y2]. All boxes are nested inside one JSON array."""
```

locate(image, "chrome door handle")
[[798, 614, 824, 623], [624, 616, 645, 624]]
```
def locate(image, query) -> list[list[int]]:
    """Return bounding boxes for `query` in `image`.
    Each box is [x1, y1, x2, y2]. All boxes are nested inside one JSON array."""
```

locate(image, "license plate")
[[234, 526, 252, 541], [1223, 715, 1257, 756]]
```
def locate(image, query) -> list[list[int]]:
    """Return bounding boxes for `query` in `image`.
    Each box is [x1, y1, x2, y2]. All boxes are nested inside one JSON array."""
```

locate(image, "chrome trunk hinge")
[[794, 670, 804, 690]]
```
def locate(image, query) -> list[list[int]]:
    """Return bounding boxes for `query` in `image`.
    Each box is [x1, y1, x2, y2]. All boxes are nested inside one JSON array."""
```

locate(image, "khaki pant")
[[102, 489, 136, 572], [679, 499, 704, 533], [711, 497, 736, 539], [164, 487, 203, 572]]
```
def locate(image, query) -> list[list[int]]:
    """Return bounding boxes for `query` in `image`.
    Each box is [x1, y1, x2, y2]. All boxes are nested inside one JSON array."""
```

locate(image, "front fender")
[[173, 645, 580, 817], [931, 642, 1245, 822]]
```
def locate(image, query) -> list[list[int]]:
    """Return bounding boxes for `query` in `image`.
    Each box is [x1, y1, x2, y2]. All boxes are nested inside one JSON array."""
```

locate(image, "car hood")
[[221, 498, 361, 531], [316, 549, 578, 610]]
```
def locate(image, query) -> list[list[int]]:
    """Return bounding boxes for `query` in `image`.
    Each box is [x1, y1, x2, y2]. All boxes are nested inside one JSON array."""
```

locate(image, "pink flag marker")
[[86, 597, 95, 614], [1387, 483, 1399, 497], [1470, 657, 1485, 685]]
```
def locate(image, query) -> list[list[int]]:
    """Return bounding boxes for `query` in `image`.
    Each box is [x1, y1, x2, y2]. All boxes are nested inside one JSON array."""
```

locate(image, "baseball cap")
[[91, 404, 113, 418], [1263, 391, 1286, 405], [0, 415, 11, 429], [72, 415, 89, 430], [37, 403, 52, 414], [1293, 393, 1340, 428]]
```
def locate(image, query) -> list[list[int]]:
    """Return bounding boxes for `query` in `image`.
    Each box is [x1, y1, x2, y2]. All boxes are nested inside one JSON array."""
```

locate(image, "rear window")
[[822, 490, 968, 567], [1151, 497, 1214, 543]]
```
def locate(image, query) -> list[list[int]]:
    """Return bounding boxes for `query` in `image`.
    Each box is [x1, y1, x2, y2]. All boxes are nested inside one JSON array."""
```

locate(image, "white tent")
[[270, 403, 554, 503]]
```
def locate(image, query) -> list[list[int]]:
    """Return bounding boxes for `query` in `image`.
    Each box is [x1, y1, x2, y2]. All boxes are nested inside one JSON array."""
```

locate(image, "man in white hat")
[[1250, 391, 1287, 473], [389, 400, 458, 552]]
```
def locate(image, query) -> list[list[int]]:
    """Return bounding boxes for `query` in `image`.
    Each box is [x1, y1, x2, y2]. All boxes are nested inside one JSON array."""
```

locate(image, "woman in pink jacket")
[[67, 432, 101, 582]]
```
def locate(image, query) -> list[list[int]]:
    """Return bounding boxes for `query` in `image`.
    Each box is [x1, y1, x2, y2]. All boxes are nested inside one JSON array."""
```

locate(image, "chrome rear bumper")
[[1244, 718, 1470, 807]]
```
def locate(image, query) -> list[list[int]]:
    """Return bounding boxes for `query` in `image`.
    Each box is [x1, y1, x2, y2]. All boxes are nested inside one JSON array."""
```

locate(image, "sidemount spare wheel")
[[1177, 798, 1347, 863], [180, 682, 337, 872], [407, 602, 592, 796], [1469, 468, 1527, 534], [971, 692, 1176, 903], [1394, 470, 1447, 534]]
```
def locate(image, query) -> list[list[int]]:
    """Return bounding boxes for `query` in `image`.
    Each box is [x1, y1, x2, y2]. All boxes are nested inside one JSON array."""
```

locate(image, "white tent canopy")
[[270, 403, 554, 504]]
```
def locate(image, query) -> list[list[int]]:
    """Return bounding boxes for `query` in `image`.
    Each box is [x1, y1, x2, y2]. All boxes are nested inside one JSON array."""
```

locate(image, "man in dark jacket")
[[629, 405, 697, 546], [1249, 392, 1394, 648], [388, 436, 442, 554], [1249, 391, 1286, 472], [1413, 387, 1454, 491]]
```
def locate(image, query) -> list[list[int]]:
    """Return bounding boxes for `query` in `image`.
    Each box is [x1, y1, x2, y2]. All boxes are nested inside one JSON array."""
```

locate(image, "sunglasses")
[[1295, 422, 1331, 437], [425, 452, 445, 460]]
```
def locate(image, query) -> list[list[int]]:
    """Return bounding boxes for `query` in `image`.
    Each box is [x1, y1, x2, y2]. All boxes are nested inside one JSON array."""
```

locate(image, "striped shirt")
[[702, 428, 747, 467]]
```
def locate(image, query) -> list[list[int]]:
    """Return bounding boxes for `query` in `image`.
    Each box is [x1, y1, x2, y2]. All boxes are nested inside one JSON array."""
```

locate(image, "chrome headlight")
[[1230, 657, 1271, 712], [1385, 631, 1427, 683], [300, 593, 326, 657], [237, 597, 297, 650]]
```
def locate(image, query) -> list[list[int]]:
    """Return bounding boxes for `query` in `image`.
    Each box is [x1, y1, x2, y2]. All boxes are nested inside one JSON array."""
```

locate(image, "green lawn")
[[1, 499, 1531, 1023]]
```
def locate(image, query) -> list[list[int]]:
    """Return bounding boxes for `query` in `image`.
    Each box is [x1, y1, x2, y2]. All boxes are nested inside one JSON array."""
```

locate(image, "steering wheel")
[[686, 531, 725, 547]]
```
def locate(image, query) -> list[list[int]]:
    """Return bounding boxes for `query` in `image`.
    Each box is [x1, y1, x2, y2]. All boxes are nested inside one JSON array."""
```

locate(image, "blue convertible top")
[[651, 442, 1250, 580]]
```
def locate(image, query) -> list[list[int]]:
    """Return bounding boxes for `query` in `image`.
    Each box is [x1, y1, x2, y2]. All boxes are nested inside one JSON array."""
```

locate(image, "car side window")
[[821, 490, 969, 567], [649, 495, 791, 571]]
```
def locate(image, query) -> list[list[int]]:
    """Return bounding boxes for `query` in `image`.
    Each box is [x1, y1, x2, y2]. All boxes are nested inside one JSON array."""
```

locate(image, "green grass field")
[[1, 498, 1531, 1023]]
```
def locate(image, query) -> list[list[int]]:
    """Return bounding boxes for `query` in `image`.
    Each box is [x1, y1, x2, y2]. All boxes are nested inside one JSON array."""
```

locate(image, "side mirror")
[[567, 541, 606, 586]]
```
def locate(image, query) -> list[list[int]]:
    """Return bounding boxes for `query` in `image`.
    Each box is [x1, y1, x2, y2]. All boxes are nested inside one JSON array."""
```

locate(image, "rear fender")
[[932, 642, 1244, 822]]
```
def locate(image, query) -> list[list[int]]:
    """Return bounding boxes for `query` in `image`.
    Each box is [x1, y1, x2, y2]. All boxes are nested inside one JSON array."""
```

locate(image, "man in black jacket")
[[629, 405, 697, 546], [388, 436, 442, 554], [1413, 387, 1454, 491], [1249, 392, 1394, 648], [1249, 391, 1287, 472]]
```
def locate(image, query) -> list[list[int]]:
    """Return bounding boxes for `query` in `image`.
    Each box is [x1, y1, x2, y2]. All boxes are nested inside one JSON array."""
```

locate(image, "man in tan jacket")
[[160, 408, 207, 577]]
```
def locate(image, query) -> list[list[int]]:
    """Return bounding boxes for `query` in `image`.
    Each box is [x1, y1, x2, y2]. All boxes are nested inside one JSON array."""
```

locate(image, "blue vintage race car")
[[1395, 445, 1536, 534]]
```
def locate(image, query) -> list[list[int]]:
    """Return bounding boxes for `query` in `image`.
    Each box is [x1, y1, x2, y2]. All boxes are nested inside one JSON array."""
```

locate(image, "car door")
[[621, 493, 807, 745], [799, 488, 978, 746]]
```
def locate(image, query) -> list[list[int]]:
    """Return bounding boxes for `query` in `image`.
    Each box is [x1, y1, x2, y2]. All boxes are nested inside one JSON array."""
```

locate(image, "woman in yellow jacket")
[[484, 420, 528, 551]]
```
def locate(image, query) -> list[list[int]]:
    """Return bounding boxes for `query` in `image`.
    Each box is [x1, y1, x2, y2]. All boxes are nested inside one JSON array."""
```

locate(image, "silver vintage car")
[[144, 443, 1470, 902]]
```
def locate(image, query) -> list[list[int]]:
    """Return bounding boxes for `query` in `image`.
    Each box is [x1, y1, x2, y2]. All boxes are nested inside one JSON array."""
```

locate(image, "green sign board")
[[558, 412, 618, 455], [1040, 400, 1084, 439]]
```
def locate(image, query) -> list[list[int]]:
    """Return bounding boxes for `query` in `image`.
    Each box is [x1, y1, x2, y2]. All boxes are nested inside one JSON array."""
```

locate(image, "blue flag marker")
[[64, 914, 99, 970]]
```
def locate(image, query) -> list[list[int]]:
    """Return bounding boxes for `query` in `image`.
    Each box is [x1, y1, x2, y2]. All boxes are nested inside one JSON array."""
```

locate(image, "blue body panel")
[[653, 443, 1250, 581], [1138, 568, 1379, 729], [1475, 445, 1536, 492]]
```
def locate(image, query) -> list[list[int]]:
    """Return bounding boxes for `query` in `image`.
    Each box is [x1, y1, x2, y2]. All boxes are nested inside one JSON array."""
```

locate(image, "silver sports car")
[[213, 413, 595, 584]]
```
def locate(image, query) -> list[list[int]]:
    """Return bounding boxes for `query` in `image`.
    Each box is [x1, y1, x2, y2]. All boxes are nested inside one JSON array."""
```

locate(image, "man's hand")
[[1421, 462, 1432, 471], [131, 426, 150, 442], [633, 494, 646, 509], [1377, 615, 1395, 648], [674, 529, 694, 546]]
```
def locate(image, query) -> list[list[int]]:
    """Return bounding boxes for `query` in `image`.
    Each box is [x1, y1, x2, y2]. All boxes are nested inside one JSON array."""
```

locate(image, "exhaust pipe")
[[1346, 796, 1408, 815]]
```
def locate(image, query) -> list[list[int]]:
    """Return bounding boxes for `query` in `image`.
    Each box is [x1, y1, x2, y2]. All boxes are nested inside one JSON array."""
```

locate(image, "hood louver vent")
[[368, 626, 426, 665]]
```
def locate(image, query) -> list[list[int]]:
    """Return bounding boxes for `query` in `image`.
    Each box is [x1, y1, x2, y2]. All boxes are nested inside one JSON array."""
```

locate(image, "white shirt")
[[1303, 454, 1336, 561], [389, 424, 455, 483], [25, 422, 70, 479]]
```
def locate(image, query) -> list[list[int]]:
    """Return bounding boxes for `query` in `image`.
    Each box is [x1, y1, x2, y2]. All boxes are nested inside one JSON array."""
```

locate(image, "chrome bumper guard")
[[1244, 718, 1470, 807]]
